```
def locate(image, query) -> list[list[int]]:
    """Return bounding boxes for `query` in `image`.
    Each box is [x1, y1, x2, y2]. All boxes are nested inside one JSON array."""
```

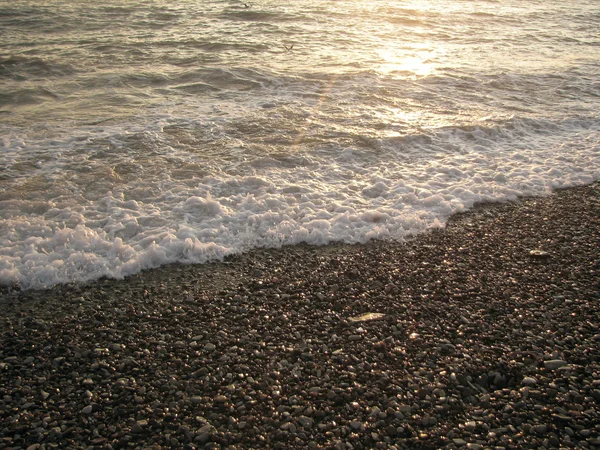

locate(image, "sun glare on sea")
[[375, 47, 436, 78]]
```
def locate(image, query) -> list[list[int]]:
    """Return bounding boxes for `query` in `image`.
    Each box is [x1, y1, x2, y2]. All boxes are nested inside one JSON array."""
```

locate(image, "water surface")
[[1, 0, 599, 289]]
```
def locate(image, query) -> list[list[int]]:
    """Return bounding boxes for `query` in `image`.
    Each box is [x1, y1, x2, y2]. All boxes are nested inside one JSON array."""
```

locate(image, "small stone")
[[204, 343, 216, 351], [529, 249, 550, 258], [298, 416, 314, 428], [544, 359, 567, 370], [131, 420, 147, 434], [553, 414, 571, 422], [369, 406, 381, 417], [198, 424, 213, 435], [195, 432, 211, 444], [348, 312, 385, 322], [350, 421, 363, 430], [423, 416, 437, 427], [440, 343, 456, 353], [280, 422, 296, 433], [214, 395, 227, 403], [433, 388, 446, 398], [464, 421, 476, 432], [521, 377, 537, 386], [81, 405, 93, 414], [191, 396, 203, 404]]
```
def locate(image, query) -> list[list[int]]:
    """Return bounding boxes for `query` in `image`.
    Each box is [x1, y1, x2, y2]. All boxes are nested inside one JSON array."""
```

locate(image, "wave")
[[0, 87, 60, 107], [0, 56, 76, 80], [385, 16, 424, 27], [1, 114, 599, 291], [218, 10, 300, 23]]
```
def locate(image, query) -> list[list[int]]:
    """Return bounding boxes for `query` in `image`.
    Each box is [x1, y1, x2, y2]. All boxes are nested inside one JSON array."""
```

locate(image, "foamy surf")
[[1, 115, 598, 290]]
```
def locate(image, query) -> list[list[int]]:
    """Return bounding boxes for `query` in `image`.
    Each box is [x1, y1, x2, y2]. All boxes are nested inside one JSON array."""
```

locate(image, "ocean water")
[[1, 0, 599, 290]]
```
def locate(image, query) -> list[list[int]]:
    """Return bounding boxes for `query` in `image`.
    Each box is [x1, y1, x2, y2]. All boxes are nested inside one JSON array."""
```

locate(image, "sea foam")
[[1, 116, 599, 290]]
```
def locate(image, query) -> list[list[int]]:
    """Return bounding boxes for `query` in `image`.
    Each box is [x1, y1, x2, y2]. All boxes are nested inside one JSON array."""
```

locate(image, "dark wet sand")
[[1, 182, 599, 449]]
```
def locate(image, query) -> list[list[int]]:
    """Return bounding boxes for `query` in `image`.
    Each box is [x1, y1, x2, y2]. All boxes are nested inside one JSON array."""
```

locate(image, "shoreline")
[[1, 182, 599, 449], [2, 181, 596, 302]]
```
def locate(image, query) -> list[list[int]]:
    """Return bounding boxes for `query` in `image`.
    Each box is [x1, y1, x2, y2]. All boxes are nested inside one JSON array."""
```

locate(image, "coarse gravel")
[[1, 182, 600, 450]]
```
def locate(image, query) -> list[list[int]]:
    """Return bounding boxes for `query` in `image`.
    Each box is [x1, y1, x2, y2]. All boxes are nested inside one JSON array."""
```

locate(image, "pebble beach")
[[1, 182, 599, 450]]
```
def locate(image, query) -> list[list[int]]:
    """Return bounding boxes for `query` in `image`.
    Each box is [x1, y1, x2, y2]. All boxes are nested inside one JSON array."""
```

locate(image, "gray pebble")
[[544, 359, 567, 370], [521, 377, 537, 386]]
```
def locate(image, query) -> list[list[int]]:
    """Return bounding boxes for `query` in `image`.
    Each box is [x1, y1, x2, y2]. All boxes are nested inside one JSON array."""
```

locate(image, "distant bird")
[[283, 44, 294, 52], [243, 3, 250, 7]]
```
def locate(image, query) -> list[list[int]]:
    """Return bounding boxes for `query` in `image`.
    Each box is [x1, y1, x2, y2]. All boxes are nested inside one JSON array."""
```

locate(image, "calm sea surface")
[[1, 0, 599, 289]]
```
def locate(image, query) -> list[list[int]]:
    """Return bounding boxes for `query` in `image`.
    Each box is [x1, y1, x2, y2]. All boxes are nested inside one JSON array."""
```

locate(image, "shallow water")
[[1, 0, 599, 289]]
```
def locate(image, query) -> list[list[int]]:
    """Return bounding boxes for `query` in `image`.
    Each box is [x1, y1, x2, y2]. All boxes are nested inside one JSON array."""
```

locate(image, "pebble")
[[544, 359, 568, 370], [350, 421, 363, 431], [529, 249, 550, 258], [464, 421, 477, 432], [131, 420, 147, 434], [521, 377, 538, 386], [348, 312, 385, 322], [298, 416, 314, 428], [280, 422, 296, 433]]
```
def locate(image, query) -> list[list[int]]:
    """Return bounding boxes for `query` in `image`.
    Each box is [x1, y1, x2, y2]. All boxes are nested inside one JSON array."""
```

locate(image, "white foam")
[[1, 115, 599, 290]]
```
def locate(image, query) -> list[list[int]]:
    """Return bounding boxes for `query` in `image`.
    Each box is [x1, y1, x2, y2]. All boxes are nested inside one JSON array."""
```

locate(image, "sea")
[[1, 0, 599, 290]]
